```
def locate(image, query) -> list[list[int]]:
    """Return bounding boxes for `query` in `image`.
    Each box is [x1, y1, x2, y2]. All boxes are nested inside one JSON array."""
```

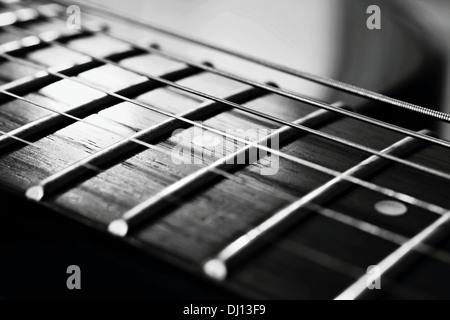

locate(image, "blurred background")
[[80, 0, 450, 136], [417, 0, 450, 136]]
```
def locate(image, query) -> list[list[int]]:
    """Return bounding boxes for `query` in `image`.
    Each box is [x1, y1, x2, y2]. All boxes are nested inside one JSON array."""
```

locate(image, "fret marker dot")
[[192, 135, 222, 148], [375, 200, 408, 216]]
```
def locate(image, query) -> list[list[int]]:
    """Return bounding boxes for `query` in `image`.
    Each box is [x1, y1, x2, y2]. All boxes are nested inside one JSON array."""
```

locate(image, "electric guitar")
[[1, 0, 450, 299]]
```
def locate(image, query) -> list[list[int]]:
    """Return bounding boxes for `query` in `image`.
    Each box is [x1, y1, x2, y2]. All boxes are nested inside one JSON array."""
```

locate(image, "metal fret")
[[2, 39, 450, 220], [26, 85, 266, 201], [5, 24, 450, 185], [0, 30, 78, 55], [107, 106, 343, 237], [4, 80, 449, 221], [0, 58, 98, 95], [202, 131, 431, 281], [4, 73, 450, 291], [56, 0, 450, 124], [0, 0, 448, 300], [14, 16, 450, 153], [0, 4, 58, 28], [335, 210, 450, 300], [0, 55, 201, 151], [3, 90, 450, 285], [305, 203, 450, 267]]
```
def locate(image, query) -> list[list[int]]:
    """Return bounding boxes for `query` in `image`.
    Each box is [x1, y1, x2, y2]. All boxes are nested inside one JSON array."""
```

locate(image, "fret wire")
[[108, 108, 341, 236], [236, 199, 449, 299], [110, 127, 450, 239], [4, 29, 450, 188], [274, 239, 433, 299], [1, 96, 449, 295], [0, 89, 204, 172], [0, 84, 339, 186], [214, 172, 446, 299], [265, 220, 443, 299], [0, 5, 450, 241], [0, 131, 440, 300], [0, 8, 37, 27], [1, 0, 448, 298], [50, 0, 450, 124], [0, 127, 107, 173], [201, 133, 445, 281], [0, 53, 449, 221], [1, 78, 448, 231], [335, 210, 450, 300], [0, 87, 262, 190], [0, 88, 448, 271], [0, 99, 238, 185], [27, 86, 266, 200], [0, 51, 202, 150], [39, 15, 450, 152], [1, 125, 449, 299], [0, 3, 57, 28], [0, 128, 34, 146], [2, 2, 444, 152], [210, 176, 450, 277], [307, 203, 450, 267]]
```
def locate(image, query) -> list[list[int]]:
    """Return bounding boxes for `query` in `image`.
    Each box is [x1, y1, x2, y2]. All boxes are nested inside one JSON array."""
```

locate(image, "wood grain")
[[0, 10, 449, 299]]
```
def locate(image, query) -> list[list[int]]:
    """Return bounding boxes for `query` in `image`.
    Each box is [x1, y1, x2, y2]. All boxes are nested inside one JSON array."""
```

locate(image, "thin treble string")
[[0, 90, 245, 182], [335, 209, 450, 300], [0, 53, 448, 219], [5, 27, 450, 187], [6, 3, 448, 152], [151, 169, 448, 298], [3, 1, 450, 298], [0, 92, 446, 258], [0, 129, 439, 300], [0, 125, 447, 297], [199, 175, 450, 269], [51, 0, 450, 124], [43, 14, 450, 152], [1, 87, 449, 292], [304, 203, 450, 267], [0, 127, 447, 300]]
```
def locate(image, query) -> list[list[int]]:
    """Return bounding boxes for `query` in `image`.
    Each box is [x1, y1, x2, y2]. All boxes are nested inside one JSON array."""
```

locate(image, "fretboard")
[[1, 0, 450, 300]]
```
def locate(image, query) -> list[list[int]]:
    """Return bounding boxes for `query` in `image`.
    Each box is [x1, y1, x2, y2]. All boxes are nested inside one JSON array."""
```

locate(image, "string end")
[[26, 185, 44, 201]]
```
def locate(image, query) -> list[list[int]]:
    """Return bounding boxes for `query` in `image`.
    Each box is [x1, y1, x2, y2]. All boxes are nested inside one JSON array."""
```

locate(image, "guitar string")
[[0, 55, 449, 218], [0, 122, 448, 301], [0, 56, 447, 299], [51, 0, 450, 124], [3, 31, 450, 188], [3, 91, 446, 262], [1, 83, 450, 262], [46, 15, 450, 151], [1, 6, 448, 248], [236, 203, 448, 300], [3, 0, 450, 180], [7, 25, 450, 185], [8, 0, 450, 300], [4, 0, 450, 218], [335, 209, 450, 300], [0, 125, 447, 300], [0, 92, 238, 180], [6, 5, 450, 152], [0, 138, 434, 300], [0, 1, 450, 296]]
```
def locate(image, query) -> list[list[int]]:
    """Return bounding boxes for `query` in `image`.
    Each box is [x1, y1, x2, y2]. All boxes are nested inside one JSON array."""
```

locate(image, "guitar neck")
[[0, 0, 449, 300]]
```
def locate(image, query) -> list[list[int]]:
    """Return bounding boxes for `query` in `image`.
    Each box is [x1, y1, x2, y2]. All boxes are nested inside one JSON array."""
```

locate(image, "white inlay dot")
[[375, 200, 408, 217], [192, 134, 222, 148]]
